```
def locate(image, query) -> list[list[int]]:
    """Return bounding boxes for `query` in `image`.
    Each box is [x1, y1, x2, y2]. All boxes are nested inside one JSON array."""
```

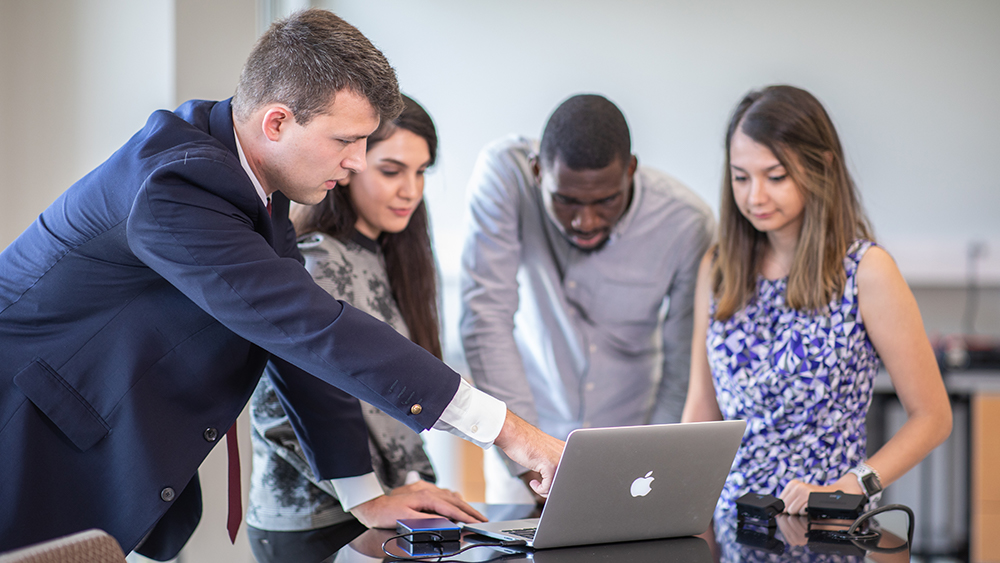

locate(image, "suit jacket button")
[[410, 404, 423, 415], [161, 487, 175, 502], [203, 428, 218, 442]]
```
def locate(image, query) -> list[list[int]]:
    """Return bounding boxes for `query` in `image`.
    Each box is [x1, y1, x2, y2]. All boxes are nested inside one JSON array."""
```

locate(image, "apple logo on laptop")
[[630, 471, 655, 497]]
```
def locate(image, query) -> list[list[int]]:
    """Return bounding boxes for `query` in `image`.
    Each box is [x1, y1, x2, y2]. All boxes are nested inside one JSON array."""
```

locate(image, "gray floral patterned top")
[[707, 240, 881, 521], [246, 231, 436, 531]]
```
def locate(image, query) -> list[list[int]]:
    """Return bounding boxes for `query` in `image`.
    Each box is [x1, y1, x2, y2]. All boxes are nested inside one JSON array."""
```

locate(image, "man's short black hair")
[[539, 94, 631, 170]]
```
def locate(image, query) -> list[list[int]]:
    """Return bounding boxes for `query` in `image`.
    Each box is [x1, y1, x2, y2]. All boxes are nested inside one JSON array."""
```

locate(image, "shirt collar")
[[233, 125, 269, 208], [611, 166, 643, 238], [350, 229, 380, 254]]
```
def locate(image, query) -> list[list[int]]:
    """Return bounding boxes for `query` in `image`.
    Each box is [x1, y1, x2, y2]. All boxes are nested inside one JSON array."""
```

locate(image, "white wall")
[[174, 0, 257, 103], [0, 1, 174, 248], [324, 0, 1000, 285]]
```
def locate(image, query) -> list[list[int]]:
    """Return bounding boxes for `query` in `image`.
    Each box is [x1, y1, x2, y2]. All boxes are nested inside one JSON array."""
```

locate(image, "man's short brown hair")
[[232, 9, 402, 126]]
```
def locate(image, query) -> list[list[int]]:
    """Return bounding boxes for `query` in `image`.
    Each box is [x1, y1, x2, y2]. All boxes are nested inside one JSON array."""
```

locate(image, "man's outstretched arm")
[[350, 393, 565, 529]]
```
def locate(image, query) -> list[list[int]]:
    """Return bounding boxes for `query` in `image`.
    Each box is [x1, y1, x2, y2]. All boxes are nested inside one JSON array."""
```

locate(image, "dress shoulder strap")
[[844, 239, 876, 279]]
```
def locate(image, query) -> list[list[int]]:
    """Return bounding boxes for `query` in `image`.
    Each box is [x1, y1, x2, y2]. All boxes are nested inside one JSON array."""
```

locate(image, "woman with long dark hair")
[[245, 95, 482, 561], [682, 85, 952, 520]]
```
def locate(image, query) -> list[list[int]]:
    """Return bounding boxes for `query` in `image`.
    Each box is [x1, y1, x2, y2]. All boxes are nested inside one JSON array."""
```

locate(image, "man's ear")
[[530, 155, 542, 182], [626, 154, 638, 180], [261, 105, 294, 142]]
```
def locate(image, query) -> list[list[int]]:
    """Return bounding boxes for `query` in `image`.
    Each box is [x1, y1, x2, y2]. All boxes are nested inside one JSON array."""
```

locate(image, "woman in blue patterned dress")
[[682, 85, 952, 518]]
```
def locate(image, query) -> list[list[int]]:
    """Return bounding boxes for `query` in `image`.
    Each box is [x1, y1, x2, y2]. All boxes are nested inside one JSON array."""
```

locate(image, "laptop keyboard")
[[501, 528, 536, 540]]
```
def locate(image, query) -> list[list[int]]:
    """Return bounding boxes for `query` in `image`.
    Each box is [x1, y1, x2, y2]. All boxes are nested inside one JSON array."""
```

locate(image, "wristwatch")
[[848, 463, 883, 502]]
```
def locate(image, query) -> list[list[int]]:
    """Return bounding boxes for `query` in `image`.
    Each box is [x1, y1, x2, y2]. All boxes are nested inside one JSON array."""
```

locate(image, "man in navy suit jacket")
[[0, 9, 562, 560]]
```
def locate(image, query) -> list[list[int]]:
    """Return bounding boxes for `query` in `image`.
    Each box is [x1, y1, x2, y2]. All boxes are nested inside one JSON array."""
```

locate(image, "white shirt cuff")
[[404, 470, 423, 485], [431, 378, 507, 449], [328, 472, 386, 512]]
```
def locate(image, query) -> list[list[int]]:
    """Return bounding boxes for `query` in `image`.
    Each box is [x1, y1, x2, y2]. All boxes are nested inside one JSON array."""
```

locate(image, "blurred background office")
[[2, 1, 998, 561]]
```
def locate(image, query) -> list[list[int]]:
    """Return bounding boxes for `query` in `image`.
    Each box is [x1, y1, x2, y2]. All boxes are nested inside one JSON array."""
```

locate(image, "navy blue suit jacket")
[[0, 99, 460, 558]]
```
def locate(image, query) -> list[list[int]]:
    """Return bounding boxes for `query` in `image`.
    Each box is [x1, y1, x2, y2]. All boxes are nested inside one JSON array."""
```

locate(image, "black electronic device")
[[396, 517, 462, 543], [736, 492, 785, 521], [397, 537, 462, 557], [806, 491, 865, 521]]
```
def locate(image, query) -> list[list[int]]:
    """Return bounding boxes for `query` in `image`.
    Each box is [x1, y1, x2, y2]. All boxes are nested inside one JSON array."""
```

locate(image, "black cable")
[[825, 503, 914, 553], [848, 504, 914, 544], [380, 532, 527, 560]]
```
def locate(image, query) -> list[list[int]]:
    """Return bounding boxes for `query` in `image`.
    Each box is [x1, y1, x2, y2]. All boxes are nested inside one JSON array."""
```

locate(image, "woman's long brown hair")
[[713, 85, 874, 320], [294, 95, 442, 358]]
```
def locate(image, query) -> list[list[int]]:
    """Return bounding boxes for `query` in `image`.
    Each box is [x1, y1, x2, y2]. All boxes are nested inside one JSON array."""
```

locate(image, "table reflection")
[[327, 529, 713, 562], [711, 512, 910, 562], [297, 504, 909, 563]]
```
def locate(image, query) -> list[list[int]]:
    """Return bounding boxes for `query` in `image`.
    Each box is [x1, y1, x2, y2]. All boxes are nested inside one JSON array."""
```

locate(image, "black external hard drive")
[[736, 492, 785, 520], [806, 491, 865, 520], [396, 517, 462, 543]]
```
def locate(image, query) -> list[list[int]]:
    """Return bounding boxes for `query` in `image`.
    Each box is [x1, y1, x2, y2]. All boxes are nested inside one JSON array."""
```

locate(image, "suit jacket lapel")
[[207, 98, 274, 246], [208, 98, 239, 155]]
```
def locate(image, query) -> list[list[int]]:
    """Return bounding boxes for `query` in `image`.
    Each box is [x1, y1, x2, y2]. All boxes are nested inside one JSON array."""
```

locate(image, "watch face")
[[862, 472, 883, 494]]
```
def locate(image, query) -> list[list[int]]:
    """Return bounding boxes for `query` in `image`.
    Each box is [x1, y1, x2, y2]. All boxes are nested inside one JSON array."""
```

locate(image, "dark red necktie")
[[226, 425, 240, 543], [226, 199, 271, 544]]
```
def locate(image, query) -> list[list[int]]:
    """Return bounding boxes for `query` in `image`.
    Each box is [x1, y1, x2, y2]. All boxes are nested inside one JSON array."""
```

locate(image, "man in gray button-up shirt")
[[460, 95, 714, 502]]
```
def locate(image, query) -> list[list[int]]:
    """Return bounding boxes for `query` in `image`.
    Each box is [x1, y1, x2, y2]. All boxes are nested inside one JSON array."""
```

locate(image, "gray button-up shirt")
[[460, 136, 714, 451]]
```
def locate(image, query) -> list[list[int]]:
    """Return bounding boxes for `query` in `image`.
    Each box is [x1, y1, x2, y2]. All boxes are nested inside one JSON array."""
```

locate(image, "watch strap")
[[849, 463, 883, 501]]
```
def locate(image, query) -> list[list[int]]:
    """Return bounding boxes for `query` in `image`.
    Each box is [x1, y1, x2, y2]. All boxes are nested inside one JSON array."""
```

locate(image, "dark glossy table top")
[[311, 505, 909, 563]]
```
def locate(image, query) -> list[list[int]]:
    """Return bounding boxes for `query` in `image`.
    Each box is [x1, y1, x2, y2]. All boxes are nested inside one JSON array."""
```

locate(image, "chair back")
[[0, 529, 126, 563]]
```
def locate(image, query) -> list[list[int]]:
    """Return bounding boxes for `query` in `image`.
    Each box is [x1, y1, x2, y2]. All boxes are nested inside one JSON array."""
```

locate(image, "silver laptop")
[[464, 420, 746, 549]]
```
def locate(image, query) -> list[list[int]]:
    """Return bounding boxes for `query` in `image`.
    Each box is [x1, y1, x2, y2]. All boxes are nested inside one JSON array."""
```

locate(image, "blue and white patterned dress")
[[707, 240, 881, 519]]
